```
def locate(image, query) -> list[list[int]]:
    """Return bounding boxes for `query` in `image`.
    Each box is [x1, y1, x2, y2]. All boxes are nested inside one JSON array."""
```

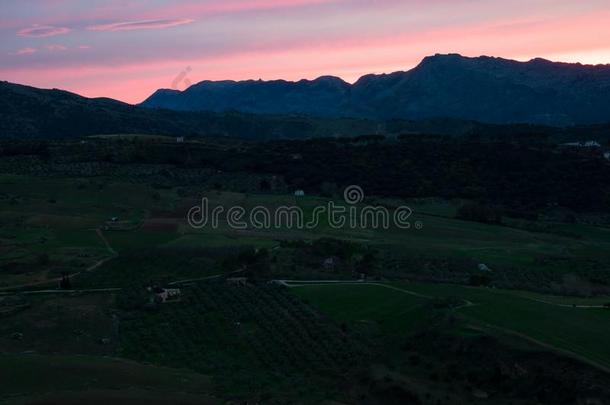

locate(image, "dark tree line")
[[2, 136, 610, 212]]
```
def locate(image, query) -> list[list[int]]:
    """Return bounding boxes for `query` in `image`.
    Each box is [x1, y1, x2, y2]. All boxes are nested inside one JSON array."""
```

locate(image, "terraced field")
[[117, 283, 370, 402]]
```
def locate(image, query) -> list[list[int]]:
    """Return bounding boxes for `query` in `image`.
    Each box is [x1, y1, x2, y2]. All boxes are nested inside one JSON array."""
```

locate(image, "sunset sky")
[[2, 0, 610, 104]]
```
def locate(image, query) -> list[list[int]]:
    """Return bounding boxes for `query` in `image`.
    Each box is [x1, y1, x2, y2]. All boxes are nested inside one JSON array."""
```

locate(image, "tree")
[[240, 248, 271, 279], [319, 181, 338, 198], [356, 251, 377, 277], [259, 179, 271, 191], [59, 274, 72, 290], [469, 274, 491, 287]]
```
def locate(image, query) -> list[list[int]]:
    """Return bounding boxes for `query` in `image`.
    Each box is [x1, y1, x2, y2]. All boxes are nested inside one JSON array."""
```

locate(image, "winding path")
[[0, 228, 117, 293], [281, 279, 610, 373]]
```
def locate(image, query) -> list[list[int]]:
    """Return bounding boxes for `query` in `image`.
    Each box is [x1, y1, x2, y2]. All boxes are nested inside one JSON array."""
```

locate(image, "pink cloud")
[[166, 0, 342, 14], [3, 1, 610, 105], [0, 0, 339, 31], [16, 47, 37, 55], [47, 44, 67, 52], [17, 25, 70, 37], [87, 18, 194, 32]]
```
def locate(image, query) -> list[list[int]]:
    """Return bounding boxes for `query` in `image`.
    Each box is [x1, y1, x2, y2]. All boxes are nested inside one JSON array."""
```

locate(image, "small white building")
[[149, 286, 181, 303], [478, 263, 492, 272], [176, 136, 184, 143], [323, 257, 336, 269], [294, 190, 305, 197]]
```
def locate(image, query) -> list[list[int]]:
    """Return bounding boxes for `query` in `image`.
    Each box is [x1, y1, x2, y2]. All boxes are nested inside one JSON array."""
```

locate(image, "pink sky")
[[2, 0, 610, 104]]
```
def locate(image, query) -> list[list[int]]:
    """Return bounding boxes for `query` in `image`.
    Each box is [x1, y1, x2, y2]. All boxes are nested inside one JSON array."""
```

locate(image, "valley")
[[1, 135, 609, 403]]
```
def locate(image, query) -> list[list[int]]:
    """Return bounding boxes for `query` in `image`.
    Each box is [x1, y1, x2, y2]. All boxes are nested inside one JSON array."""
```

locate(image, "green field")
[[292, 282, 610, 371], [3, 173, 610, 288], [292, 283, 429, 335], [2, 172, 610, 403], [2, 172, 610, 302], [0, 354, 216, 404]]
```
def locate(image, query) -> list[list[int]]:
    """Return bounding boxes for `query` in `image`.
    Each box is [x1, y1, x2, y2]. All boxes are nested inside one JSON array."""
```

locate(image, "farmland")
[[1, 137, 610, 403], [0, 353, 216, 405], [291, 282, 610, 370], [2, 169, 609, 292], [117, 282, 370, 402]]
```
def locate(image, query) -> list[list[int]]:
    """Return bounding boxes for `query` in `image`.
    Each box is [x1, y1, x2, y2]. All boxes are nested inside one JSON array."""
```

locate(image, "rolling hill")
[[0, 81, 380, 139], [0, 80, 546, 140]]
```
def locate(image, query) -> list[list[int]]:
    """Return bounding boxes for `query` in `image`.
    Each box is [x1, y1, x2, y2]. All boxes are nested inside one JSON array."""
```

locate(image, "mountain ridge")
[[1, 80, 495, 140], [141, 54, 610, 126]]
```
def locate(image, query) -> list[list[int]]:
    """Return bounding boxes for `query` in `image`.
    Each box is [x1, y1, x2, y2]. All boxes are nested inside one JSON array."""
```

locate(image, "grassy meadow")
[[2, 172, 609, 289], [0, 353, 216, 405], [2, 171, 610, 403], [292, 282, 610, 370]]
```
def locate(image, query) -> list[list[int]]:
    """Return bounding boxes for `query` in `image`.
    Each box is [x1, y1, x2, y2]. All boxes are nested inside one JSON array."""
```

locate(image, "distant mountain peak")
[[140, 54, 610, 126], [150, 88, 181, 95], [312, 75, 348, 84], [422, 52, 464, 61], [527, 57, 555, 65]]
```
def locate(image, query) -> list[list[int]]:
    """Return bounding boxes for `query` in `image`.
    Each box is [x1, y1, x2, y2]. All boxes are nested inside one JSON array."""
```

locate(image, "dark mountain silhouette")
[[1, 80, 488, 139], [3, 53, 610, 140], [141, 54, 610, 126], [142, 75, 352, 117]]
